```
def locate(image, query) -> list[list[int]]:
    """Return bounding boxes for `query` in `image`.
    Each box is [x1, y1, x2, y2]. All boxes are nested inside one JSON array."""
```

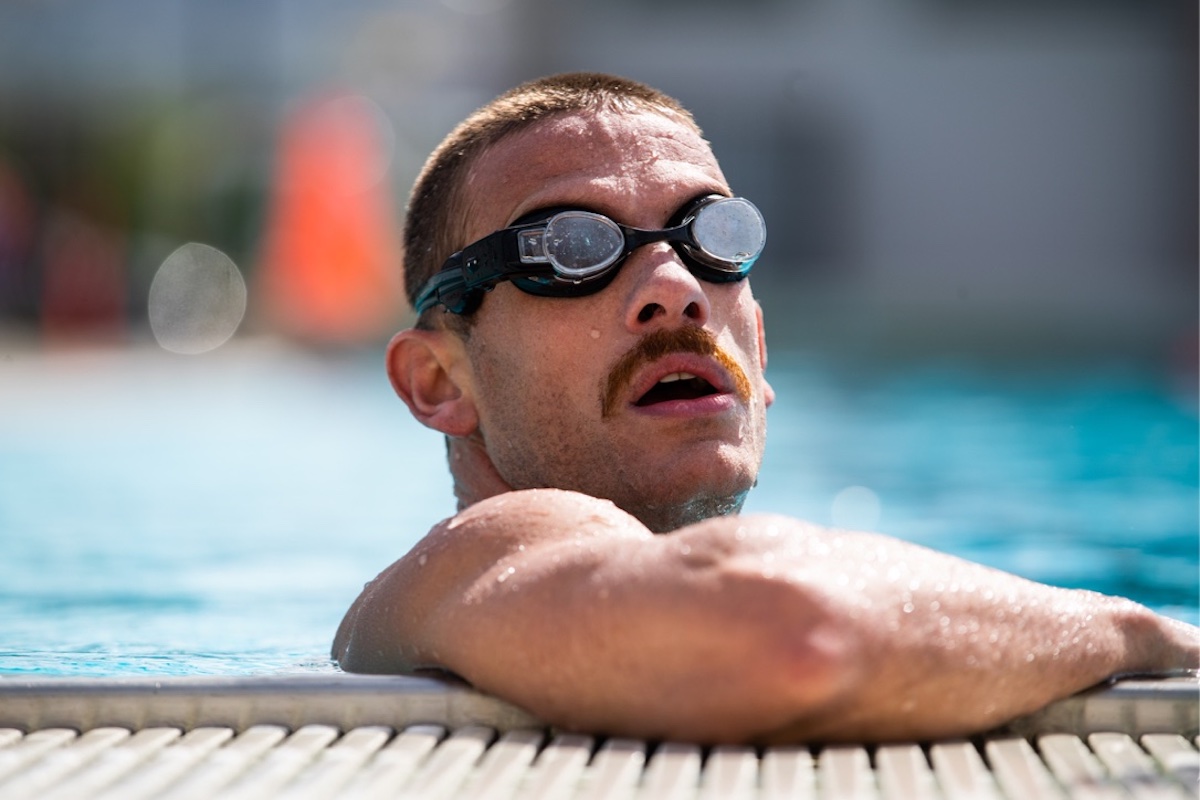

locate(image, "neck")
[[632, 491, 749, 534], [447, 434, 515, 511], [446, 434, 749, 532]]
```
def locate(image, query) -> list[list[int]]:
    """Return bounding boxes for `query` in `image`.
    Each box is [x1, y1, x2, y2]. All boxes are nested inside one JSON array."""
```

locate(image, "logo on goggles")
[[414, 195, 766, 315]]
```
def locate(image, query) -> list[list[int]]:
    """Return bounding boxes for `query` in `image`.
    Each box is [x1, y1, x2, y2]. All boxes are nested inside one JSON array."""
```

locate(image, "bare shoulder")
[[332, 489, 650, 673]]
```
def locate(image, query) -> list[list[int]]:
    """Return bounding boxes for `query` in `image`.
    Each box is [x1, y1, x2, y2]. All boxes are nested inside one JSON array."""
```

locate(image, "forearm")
[[432, 514, 858, 742], [336, 495, 1198, 744], [729, 517, 1198, 741]]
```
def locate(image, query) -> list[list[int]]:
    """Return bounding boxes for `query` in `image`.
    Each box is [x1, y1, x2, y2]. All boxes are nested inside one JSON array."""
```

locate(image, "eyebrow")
[[508, 190, 731, 229]]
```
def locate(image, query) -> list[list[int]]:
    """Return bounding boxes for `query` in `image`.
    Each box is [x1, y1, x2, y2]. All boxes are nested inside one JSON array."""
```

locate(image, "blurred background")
[[0, 0, 1194, 359], [0, 0, 1196, 675]]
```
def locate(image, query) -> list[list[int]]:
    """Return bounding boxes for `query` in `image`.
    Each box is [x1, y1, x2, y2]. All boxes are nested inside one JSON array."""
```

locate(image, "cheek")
[[470, 308, 608, 416], [723, 293, 765, 364]]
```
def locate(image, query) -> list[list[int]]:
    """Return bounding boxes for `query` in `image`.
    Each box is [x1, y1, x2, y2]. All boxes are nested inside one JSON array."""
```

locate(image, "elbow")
[[767, 599, 865, 719], [673, 574, 866, 743]]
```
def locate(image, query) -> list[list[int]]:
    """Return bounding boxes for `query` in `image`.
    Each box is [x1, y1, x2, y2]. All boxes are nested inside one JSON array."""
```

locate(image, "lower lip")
[[630, 392, 739, 418]]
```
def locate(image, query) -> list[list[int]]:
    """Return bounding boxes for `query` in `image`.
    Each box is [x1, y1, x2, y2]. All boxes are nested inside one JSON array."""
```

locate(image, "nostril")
[[684, 301, 702, 320], [637, 303, 662, 324]]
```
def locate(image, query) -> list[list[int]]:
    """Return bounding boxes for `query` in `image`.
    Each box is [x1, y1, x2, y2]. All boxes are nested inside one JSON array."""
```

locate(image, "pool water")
[[0, 340, 1195, 676]]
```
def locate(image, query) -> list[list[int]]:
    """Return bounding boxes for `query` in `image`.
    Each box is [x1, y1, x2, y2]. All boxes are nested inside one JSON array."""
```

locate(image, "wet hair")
[[403, 72, 701, 332]]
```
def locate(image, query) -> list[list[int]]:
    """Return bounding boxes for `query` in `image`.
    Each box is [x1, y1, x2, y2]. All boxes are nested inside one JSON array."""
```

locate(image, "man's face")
[[452, 108, 774, 531]]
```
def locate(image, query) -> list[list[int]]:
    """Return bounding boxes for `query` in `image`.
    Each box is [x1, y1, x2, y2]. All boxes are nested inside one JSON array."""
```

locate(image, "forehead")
[[460, 108, 729, 242]]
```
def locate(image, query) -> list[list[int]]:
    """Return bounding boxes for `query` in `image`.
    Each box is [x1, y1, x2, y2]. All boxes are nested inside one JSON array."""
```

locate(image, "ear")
[[386, 328, 479, 437], [755, 301, 776, 408]]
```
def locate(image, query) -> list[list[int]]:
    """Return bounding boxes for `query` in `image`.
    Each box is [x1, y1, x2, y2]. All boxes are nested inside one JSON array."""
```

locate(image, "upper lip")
[[625, 353, 735, 407]]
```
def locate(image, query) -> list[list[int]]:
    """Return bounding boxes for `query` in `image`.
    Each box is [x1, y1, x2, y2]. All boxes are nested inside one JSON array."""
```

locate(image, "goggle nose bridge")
[[622, 223, 693, 254]]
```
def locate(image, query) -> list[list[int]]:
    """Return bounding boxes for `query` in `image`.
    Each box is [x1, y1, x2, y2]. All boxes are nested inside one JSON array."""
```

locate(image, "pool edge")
[[0, 673, 1195, 739]]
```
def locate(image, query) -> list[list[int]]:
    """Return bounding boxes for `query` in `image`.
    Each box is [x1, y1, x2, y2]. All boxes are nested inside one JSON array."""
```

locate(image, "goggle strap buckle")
[[461, 234, 514, 290]]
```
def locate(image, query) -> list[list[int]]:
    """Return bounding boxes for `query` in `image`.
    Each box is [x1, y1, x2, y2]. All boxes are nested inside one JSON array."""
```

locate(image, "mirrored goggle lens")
[[691, 197, 766, 268]]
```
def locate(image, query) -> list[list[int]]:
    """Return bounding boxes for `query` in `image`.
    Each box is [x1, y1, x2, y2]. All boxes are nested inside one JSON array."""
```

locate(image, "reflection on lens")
[[693, 198, 766, 266], [545, 212, 624, 278]]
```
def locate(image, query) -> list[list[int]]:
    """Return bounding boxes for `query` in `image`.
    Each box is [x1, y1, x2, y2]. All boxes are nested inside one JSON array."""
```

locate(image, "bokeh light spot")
[[148, 243, 247, 355], [831, 485, 882, 531]]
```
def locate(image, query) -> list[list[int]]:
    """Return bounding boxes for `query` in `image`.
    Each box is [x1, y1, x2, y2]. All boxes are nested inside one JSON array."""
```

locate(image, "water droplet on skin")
[[497, 566, 516, 583], [417, 554, 428, 566], [679, 544, 692, 556], [929, 600, 941, 612], [1025, 652, 1036, 663], [903, 603, 915, 614], [734, 526, 748, 541], [517, 544, 525, 552], [589, 329, 600, 339]]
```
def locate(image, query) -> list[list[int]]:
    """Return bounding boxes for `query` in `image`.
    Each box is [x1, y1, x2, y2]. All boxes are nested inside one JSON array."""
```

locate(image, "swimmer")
[[333, 72, 1198, 743]]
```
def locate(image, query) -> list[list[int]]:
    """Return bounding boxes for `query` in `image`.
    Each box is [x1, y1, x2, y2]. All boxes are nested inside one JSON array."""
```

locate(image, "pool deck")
[[0, 673, 1195, 798]]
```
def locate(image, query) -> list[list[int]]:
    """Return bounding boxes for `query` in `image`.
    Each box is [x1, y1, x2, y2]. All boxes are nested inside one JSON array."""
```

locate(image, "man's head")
[[403, 73, 702, 333], [388, 72, 775, 532]]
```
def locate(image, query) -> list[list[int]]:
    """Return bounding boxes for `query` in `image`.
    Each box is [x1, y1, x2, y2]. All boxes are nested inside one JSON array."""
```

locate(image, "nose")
[[622, 244, 711, 332]]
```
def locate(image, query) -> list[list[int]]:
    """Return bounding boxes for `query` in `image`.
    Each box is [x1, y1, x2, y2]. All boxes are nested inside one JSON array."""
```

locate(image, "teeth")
[[658, 372, 697, 384]]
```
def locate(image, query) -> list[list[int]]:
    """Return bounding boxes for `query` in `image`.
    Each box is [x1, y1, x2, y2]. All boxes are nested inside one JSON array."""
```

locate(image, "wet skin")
[[336, 106, 1199, 744], [438, 108, 774, 532]]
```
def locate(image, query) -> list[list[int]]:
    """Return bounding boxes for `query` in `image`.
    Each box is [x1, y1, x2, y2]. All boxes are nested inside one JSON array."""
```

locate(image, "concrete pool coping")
[[0, 672, 1195, 739]]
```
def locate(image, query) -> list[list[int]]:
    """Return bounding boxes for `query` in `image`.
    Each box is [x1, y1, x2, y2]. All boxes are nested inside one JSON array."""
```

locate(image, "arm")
[[333, 489, 1198, 743]]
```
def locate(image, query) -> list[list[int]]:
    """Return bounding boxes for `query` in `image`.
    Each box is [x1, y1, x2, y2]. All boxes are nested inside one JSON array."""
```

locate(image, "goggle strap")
[[414, 258, 469, 314]]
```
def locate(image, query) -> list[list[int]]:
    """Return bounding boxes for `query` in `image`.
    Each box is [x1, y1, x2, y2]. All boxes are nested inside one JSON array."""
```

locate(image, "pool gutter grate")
[[0, 674, 1194, 798]]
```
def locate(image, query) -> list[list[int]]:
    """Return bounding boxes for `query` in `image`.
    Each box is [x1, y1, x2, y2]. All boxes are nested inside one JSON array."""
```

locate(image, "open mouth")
[[635, 372, 720, 406]]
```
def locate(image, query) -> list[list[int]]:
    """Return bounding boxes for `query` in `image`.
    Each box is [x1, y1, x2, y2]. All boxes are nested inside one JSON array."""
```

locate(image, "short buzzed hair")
[[403, 72, 701, 330]]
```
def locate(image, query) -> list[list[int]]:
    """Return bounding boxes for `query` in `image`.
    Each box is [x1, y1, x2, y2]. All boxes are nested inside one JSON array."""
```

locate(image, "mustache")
[[601, 326, 752, 418]]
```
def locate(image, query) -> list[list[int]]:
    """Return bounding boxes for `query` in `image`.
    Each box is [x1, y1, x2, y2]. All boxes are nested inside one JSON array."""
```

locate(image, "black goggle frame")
[[414, 195, 765, 315]]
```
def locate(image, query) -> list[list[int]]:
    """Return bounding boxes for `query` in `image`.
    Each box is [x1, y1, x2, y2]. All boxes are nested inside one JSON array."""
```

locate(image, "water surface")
[[0, 340, 1194, 676]]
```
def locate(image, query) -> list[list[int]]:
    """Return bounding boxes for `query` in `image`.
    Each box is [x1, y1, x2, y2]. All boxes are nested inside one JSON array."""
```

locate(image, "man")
[[333, 72, 1198, 744]]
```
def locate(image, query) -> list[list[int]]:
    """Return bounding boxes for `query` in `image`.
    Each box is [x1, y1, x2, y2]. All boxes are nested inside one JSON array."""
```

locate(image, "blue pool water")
[[0, 340, 1196, 676]]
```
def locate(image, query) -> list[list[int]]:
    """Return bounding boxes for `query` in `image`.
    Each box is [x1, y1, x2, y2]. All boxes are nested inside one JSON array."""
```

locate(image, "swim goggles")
[[413, 195, 766, 315]]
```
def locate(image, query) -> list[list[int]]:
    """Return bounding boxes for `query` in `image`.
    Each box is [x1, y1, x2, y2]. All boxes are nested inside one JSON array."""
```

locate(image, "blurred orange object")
[[257, 91, 403, 346]]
